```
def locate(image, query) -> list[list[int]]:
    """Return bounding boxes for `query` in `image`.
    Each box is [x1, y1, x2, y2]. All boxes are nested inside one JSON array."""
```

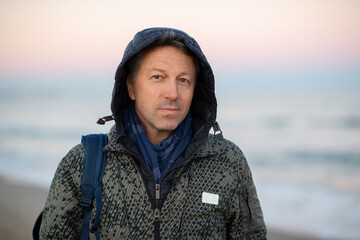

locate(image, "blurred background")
[[1, 0, 359, 239]]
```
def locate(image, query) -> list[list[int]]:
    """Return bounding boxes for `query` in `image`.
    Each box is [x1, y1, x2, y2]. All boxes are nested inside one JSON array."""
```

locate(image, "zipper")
[[154, 138, 209, 206], [154, 183, 161, 219], [120, 138, 206, 239], [154, 184, 161, 239], [154, 208, 160, 221], [155, 184, 161, 200], [118, 146, 157, 206], [120, 145, 162, 239], [150, 153, 200, 239]]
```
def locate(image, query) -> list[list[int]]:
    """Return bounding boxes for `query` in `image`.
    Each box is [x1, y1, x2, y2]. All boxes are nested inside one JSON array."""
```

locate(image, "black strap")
[[32, 212, 42, 239]]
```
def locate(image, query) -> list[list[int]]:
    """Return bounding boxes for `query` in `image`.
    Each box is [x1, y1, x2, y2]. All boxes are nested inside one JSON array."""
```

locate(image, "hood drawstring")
[[97, 116, 224, 141], [97, 115, 114, 125], [98, 116, 224, 140], [213, 121, 223, 141]]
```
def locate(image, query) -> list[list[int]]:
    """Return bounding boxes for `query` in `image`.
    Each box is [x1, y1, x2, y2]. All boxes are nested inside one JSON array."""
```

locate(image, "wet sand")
[[0, 178, 321, 240]]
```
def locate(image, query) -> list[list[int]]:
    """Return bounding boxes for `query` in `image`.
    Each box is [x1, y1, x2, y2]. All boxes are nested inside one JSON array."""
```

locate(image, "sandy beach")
[[0, 178, 321, 240]]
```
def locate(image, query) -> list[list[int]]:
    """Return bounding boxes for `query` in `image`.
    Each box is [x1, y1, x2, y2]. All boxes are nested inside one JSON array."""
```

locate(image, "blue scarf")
[[123, 103, 192, 183]]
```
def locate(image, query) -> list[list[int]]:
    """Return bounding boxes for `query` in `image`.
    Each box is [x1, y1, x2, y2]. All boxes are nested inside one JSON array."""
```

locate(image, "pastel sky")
[[1, 0, 359, 82]]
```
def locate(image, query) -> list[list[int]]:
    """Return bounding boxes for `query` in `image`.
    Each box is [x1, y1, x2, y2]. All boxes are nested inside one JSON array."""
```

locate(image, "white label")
[[202, 192, 219, 205]]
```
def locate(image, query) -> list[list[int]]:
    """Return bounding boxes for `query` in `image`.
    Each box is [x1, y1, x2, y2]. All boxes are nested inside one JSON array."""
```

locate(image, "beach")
[[0, 178, 47, 240], [0, 178, 321, 240]]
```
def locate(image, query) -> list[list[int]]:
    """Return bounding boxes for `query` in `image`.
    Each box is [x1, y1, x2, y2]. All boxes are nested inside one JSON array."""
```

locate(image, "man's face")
[[127, 46, 196, 144]]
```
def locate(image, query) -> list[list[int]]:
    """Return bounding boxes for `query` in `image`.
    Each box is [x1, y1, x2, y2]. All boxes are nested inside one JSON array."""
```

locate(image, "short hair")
[[126, 31, 200, 81]]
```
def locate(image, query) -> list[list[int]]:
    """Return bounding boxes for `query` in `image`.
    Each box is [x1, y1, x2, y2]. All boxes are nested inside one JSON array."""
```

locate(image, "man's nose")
[[164, 79, 178, 100]]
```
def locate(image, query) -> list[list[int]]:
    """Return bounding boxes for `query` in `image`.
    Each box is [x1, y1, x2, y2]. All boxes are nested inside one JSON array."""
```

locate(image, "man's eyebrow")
[[148, 68, 193, 76], [148, 68, 166, 73]]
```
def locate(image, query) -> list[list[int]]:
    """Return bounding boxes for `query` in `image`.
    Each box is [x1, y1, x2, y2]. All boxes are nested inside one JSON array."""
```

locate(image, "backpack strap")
[[80, 134, 107, 240]]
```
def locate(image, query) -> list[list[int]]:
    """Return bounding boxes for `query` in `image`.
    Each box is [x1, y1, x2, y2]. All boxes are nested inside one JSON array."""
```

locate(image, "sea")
[[1, 74, 359, 240]]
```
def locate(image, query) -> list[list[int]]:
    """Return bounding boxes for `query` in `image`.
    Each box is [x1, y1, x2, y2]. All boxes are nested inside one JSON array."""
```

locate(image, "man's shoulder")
[[66, 143, 85, 159], [57, 143, 85, 172], [204, 134, 243, 152], [195, 134, 245, 161]]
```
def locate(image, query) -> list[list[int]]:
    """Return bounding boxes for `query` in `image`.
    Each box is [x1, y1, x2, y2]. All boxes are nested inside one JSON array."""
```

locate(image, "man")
[[39, 27, 267, 239]]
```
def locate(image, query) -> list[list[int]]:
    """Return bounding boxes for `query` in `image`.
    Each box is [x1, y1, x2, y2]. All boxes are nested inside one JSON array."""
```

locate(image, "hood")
[[110, 27, 218, 140]]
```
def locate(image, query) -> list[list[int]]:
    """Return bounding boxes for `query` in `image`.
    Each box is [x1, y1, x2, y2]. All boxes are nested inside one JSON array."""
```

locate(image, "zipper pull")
[[155, 184, 160, 200], [154, 208, 161, 221]]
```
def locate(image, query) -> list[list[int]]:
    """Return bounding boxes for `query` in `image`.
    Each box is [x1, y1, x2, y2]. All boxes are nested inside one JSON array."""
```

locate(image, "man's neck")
[[146, 130, 171, 145]]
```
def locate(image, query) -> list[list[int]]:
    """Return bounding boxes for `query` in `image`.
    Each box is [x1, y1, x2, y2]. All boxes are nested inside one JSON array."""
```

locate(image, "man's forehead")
[[139, 46, 193, 66], [142, 46, 186, 58]]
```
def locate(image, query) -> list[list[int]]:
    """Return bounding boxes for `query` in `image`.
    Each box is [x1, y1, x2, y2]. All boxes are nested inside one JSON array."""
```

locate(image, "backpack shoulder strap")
[[80, 134, 107, 240]]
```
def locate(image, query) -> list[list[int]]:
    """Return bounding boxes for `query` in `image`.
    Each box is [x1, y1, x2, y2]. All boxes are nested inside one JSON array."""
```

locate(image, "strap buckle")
[[79, 199, 93, 212]]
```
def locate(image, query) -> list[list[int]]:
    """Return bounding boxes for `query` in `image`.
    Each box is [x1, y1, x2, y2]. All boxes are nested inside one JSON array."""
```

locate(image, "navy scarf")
[[123, 103, 192, 183]]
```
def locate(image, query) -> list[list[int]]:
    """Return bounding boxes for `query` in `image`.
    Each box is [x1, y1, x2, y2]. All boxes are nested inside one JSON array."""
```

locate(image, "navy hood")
[[110, 27, 219, 140]]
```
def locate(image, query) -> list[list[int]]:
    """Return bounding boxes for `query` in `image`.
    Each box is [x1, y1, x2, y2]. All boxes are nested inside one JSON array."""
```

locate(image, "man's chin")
[[157, 121, 181, 132]]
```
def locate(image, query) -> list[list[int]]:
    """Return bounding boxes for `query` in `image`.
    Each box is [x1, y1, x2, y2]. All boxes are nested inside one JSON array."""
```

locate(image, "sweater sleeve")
[[39, 144, 85, 239], [227, 146, 267, 240]]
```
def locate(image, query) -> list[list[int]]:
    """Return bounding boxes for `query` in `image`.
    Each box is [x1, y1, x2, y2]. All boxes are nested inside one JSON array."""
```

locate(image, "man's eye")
[[179, 78, 189, 83], [152, 75, 162, 80]]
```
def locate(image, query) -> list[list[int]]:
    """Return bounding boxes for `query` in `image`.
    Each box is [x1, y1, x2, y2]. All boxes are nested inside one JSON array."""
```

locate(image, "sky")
[[0, 0, 359, 88]]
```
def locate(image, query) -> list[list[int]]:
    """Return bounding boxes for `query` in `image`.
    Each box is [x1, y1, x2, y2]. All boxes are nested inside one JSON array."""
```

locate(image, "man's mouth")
[[160, 108, 178, 110]]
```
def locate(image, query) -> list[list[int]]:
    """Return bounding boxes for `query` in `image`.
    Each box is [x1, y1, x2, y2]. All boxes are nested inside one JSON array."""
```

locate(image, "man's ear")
[[127, 75, 135, 100]]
